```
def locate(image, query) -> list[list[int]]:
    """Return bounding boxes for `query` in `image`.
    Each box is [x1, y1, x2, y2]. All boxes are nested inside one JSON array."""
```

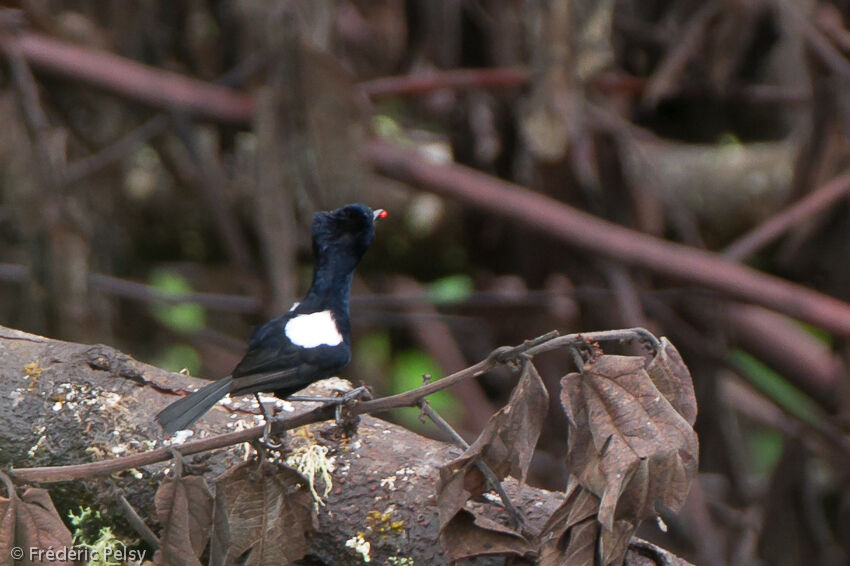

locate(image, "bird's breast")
[[284, 310, 344, 348]]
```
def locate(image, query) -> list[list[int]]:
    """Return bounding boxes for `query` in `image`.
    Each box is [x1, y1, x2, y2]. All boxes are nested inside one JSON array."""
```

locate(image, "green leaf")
[[716, 132, 742, 147], [390, 349, 462, 426], [148, 268, 206, 333], [429, 275, 473, 305], [156, 344, 202, 376], [372, 114, 403, 139], [791, 321, 833, 347], [745, 426, 784, 479], [355, 331, 392, 369], [729, 350, 823, 426]]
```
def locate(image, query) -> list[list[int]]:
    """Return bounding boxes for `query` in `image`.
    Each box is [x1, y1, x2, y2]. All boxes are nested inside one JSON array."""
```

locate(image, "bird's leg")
[[254, 393, 283, 449], [288, 385, 372, 406], [332, 386, 371, 428], [287, 387, 371, 432], [287, 395, 343, 403]]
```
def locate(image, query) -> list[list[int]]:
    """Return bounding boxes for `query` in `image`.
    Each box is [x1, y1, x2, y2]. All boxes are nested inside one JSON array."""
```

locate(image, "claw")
[[341, 385, 371, 403], [261, 420, 283, 450], [254, 393, 284, 450], [332, 386, 370, 428]]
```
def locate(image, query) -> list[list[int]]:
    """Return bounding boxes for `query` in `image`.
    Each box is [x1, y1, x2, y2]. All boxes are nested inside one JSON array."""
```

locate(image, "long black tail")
[[155, 376, 233, 434]]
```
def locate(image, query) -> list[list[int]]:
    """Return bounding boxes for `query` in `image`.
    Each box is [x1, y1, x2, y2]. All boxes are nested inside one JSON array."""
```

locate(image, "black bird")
[[155, 203, 387, 436]]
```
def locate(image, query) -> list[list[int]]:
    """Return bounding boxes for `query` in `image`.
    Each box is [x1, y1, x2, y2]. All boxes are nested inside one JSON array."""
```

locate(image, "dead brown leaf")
[[0, 473, 15, 566], [534, 337, 699, 566], [538, 473, 660, 565], [439, 509, 533, 562], [15, 488, 74, 566], [646, 338, 698, 426], [537, 481, 599, 566], [558, 519, 599, 566], [561, 354, 698, 530], [153, 474, 213, 566], [599, 518, 634, 566], [208, 460, 313, 566], [538, 479, 640, 566], [437, 360, 549, 531]]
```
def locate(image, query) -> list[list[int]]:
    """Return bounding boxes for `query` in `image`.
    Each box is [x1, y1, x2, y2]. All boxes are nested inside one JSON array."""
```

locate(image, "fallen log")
[[0, 325, 694, 565]]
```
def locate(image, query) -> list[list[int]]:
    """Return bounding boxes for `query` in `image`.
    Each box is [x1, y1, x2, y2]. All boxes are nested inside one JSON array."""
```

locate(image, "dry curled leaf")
[[15, 488, 74, 566], [439, 508, 533, 562], [539, 338, 698, 566], [556, 352, 698, 565], [0, 474, 15, 566], [599, 518, 634, 565], [437, 360, 548, 532], [208, 460, 313, 566], [153, 475, 213, 566], [560, 518, 599, 565], [435, 360, 548, 561], [562, 354, 698, 528], [646, 338, 697, 426], [537, 481, 600, 566], [538, 478, 636, 566]]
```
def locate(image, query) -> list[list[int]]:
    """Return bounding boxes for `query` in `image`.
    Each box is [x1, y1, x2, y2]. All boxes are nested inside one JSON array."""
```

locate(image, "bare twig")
[[357, 330, 558, 414], [117, 493, 160, 550], [419, 400, 528, 535], [524, 327, 659, 356], [391, 276, 496, 430], [9, 403, 336, 484], [2, 21, 97, 340], [723, 170, 850, 260]]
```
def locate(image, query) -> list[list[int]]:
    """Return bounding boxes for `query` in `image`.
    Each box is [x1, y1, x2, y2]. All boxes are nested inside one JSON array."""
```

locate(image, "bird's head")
[[312, 203, 387, 270]]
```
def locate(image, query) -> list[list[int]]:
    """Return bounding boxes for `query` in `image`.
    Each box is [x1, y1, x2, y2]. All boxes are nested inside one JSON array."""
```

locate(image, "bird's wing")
[[232, 315, 304, 377], [229, 366, 304, 396], [245, 313, 290, 350], [231, 347, 302, 377]]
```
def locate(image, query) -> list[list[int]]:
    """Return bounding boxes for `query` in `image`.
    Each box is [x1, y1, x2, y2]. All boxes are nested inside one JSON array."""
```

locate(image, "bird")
[[155, 203, 387, 439]]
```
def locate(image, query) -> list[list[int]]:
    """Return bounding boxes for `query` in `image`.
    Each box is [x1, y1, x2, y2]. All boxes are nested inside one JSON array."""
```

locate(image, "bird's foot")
[[255, 393, 285, 450], [340, 385, 372, 403], [260, 420, 284, 450], [286, 387, 370, 433], [332, 386, 371, 431]]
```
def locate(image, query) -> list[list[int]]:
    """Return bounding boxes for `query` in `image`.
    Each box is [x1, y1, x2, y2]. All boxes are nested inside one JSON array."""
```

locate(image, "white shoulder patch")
[[284, 310, 343, 348], [288, 301, 300, 312]]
